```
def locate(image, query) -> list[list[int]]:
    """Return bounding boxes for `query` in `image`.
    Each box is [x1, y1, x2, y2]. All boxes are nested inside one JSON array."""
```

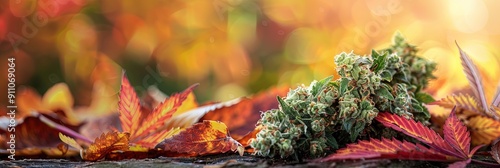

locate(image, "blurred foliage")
[[1, 0, 500, 111]]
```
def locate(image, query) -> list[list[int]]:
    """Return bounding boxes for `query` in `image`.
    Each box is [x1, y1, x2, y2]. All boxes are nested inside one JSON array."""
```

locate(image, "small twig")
[[38, 113, 93, 143]]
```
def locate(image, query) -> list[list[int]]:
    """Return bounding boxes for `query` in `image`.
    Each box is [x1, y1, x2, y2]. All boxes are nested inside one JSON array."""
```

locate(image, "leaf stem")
[[38, 113, 93, 143]]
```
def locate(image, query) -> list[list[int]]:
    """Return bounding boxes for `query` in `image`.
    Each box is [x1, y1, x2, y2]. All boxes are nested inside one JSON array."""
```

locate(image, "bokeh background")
[[1, 0, 500, 112]]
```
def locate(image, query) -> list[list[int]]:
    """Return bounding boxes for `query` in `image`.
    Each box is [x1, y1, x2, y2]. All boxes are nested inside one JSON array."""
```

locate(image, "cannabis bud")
[[251, 34, 436, 159]]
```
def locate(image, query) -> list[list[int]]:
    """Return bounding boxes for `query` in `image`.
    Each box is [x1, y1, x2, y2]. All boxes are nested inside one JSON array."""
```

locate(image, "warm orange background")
[[1, 0, 499, 110]]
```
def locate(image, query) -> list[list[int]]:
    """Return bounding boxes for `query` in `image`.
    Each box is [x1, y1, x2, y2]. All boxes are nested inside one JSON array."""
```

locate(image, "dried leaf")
[[456, 43, 492, 118], [468, 116, 500, 145], [431, 94, 484, 115], [118, 74, 143, 136], [83, 132, 130, 161], [5, 114, 81, 149], [155, 120, 243, 156], [57, 143, 69, 155], [199, 86, 288, 137], [58, 133, 83, 150]]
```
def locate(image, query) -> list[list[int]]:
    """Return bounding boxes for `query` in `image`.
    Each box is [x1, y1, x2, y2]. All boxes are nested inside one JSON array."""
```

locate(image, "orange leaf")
[[118, 74, 143, 136], [468, 115, 500, 145], [83, 132, 130, 161], [200, 86, 288, 137], [131, 84, 197, 142], [375, 112, 459, 158], [173, 91, 198, 116], [320, 138, 453, 162], [155, 120, 243, 156], [237, 125, 262, 147], [136, 127, 182, 148]]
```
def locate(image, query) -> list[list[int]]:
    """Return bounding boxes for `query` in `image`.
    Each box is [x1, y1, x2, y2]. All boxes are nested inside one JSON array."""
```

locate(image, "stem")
[[38, 114, 93, 143], [471, 159, 499, 167]]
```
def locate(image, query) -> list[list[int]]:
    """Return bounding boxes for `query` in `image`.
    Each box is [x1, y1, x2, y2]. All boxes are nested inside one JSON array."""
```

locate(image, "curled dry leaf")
[[155, 120, 243, 156], [83, 132, 130, 161]]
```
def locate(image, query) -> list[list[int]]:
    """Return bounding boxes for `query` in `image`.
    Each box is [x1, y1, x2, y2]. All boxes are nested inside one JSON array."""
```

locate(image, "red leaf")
[[320, 138, 453, 162], [375, 112, 460, 158], [321, 110, 480, 167], [443, 107, 470, 158], [118, 74, 143, 136]]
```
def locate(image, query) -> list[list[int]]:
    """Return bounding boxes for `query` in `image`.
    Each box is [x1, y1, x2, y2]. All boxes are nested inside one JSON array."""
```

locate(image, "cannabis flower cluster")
[[250, 34, 436, 159]]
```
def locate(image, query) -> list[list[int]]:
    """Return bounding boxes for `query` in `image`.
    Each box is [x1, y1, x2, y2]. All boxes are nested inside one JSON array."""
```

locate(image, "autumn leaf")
[[320, 108, 485, 167], [468, 116, 500, 145], [16, 83, 80, 125], [83, 132, 130, 161], [117, 73, 198, 147], [199, 86, 289, 137], [155, 120, 243, 156], [431, 94, 483, 115], [320, 137, 451, 162], [59, 133, 83, 151], [375, 112, 459, 158], [431, 44, 500, 145], [118, 74, 143, 137]]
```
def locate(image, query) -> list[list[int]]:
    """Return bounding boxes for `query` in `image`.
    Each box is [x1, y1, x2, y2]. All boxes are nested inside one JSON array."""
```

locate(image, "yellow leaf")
[[468, 116, 500, 145], [58, 133, 83, 150]]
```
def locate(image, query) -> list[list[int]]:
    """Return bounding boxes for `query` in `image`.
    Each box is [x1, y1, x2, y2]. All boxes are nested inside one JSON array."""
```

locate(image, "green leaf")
[[371, 50, 387, 74], [342, 118, 354, 133], [326, 134, 339, 149], [339, 78, 349, 95], [416, 92, 435, 104], [350, 122, 366, 141], [311, 76, 333, 97], [277, 96, 298, 119], [376, 85, 394, 100], [380, 70, 393, 82]]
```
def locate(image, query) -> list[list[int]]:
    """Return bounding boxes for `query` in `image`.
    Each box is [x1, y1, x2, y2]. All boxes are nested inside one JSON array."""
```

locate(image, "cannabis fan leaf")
[[320, 108, 484, 167], [431, 43, 500, 145]]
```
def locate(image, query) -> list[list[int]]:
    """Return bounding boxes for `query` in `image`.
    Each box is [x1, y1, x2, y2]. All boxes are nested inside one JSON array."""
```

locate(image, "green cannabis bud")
[[251, 34, 436, 159]]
